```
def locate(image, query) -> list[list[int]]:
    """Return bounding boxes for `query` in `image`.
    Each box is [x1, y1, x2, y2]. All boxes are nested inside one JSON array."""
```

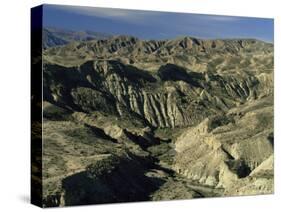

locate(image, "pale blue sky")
[[43, 4, 274, 42]]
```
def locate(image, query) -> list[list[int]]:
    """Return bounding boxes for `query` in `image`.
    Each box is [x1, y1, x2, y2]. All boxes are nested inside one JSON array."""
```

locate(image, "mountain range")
[[35, 29, 274, 207], [43, 27, 112, 48]]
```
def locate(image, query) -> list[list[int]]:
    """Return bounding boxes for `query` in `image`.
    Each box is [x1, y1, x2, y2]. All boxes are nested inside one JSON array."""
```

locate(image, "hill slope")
[[37, 34, 274, 207]]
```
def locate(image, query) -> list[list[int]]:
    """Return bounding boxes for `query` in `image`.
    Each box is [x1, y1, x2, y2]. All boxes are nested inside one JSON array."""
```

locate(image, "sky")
[[42, 4, 274, 42]]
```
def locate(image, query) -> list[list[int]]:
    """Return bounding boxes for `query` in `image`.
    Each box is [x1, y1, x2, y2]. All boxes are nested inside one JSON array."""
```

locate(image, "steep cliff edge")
[[173, 96, 273, 193], [43, 57, 272, 129]]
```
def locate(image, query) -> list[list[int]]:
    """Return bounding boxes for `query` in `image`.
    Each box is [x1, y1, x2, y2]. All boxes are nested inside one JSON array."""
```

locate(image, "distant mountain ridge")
[[44, 34, 273, 75], [43, 27, 112, 48]]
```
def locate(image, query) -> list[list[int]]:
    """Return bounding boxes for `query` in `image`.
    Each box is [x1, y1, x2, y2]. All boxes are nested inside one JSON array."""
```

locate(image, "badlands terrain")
[[36, 30, 274, 207]]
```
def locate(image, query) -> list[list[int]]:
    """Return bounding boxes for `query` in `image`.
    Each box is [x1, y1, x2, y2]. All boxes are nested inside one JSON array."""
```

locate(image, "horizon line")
[[44, 25, 274, 44]]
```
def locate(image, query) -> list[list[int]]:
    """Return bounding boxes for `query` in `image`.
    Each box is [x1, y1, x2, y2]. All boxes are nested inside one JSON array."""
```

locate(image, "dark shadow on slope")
[[43, 63, 94, 112], [226, 159, 251, 178], [123, 129, 161, 150], [158, 64, 203, 87], [84, 124, 118, 143], [62, 124, 117, 145], [267, 132, 274, 147], [60, 154, 166, 207], [108, 60, 157, 85]]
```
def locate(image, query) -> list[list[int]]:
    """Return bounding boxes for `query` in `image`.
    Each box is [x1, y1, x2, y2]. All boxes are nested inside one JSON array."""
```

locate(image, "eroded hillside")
[[40, 35, 273, 207]]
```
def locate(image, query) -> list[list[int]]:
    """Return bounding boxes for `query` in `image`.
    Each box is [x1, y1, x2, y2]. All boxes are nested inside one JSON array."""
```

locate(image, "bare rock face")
[[40, 34, 274, 207], [173, 97, 273, 193], [223, 154, 274, 196], [43, 57, 272, 129]]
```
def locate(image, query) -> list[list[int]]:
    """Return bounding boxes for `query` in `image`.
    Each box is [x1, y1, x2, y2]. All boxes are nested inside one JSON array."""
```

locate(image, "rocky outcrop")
[[43, 57, 271, 129], [173, 97, 273, 193], [223, 154, 274, 196]]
